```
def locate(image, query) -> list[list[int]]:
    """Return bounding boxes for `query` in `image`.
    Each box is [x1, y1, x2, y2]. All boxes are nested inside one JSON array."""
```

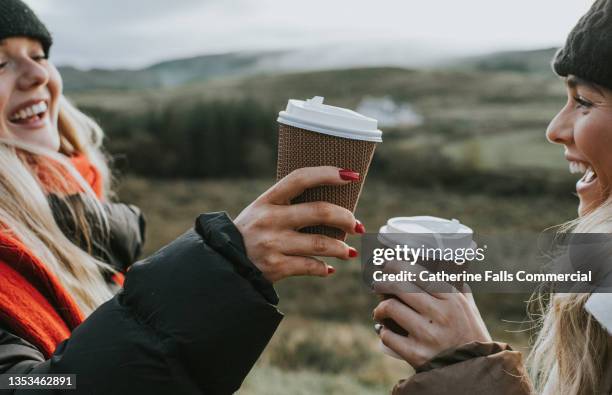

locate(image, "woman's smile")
[[566, 157, 599, 198], [575, 164, 598, 194], [7, 98, 49, 129]]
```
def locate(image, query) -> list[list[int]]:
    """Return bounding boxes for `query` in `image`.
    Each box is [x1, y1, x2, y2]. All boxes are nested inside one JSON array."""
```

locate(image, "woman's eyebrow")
[[566, 75, 605, 96]]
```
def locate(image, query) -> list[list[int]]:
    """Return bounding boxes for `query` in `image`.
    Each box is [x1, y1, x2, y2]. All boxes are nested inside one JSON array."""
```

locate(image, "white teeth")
[[33, 102, 47, 114], [583, 167, 597, 183], [8, 101, 47, 122], [569, 161, 588, 175], [569, 162, 577, 174]]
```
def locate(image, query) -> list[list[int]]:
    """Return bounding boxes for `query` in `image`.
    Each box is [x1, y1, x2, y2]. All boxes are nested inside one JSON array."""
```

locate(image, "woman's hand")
[[372, 264, 491, 367], [234, 166, 365, 283]]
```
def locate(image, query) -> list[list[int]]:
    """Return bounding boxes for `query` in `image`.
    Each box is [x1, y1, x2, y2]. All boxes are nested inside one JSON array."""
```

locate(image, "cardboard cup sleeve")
[[276, 123, 377, 240]]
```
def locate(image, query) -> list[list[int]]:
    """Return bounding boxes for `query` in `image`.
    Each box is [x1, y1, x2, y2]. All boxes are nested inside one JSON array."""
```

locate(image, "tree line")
[[83, 99, 278, 179]]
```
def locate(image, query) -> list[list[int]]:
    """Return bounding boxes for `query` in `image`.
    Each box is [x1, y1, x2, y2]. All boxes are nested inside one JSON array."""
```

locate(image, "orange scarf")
[[30, 153, 104, 200], [0, 154, 102, 358]]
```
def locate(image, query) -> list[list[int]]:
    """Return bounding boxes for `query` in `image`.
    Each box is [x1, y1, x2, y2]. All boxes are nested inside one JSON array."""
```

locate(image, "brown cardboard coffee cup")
[[276, 97, 382, 239]]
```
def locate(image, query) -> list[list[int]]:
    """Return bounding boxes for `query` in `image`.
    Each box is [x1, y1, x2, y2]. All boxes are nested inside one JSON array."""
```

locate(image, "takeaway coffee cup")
[[276, 96, 382, 239], [375, 216, 475, 359], [378, 216, 474, 252]]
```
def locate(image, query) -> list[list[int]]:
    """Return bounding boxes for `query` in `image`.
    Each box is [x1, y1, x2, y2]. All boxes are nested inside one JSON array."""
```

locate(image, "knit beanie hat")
[[0, 0, 52, 57], [553, 0, 612, 89]]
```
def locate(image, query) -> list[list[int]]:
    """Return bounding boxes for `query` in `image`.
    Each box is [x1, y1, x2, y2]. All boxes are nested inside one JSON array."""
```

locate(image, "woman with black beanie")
[[374, 1, 612, 394], [0, 1, 365, 394]]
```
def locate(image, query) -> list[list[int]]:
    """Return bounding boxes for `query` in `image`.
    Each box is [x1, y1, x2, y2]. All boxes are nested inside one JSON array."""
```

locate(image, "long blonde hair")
[[528, 201, 612, 394], [0, 96, 116, 315]]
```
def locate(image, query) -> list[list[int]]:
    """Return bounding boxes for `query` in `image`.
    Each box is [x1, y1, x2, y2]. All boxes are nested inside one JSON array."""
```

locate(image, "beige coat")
[[392, 341, 612, 394], [392, 342, 534, 395]]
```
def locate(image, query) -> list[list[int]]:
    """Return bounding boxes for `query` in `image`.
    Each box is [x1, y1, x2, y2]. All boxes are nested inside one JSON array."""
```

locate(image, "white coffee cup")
[[376, 216, 474, 359], [378, 216, 474, 250]]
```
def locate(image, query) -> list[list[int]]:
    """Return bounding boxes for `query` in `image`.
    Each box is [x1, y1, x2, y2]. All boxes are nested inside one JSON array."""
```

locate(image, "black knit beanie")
[[553, 0, 612, 89], [0, 0, 52, 57]]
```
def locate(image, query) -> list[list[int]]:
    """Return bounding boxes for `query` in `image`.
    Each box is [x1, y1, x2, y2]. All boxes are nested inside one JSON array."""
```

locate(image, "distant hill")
[[59, 46, 560, 93], [447, 48, 559, 75], [58, 44, 455, 92], [58, 51, 279, 92]]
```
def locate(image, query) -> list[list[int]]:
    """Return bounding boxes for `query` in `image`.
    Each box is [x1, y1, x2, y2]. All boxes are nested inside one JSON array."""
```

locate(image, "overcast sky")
[[25, 0, 595, 69]]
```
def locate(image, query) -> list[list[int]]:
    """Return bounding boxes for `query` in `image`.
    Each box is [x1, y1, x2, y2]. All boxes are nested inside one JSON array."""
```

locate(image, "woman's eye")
[[31, 54, 47, 62], [574, 95, 593, 109], [0, 62, 7, 70]]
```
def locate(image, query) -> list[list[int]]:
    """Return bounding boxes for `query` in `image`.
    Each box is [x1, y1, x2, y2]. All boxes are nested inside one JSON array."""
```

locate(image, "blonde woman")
[[373, 1, 612, 394], [0, 1, 366, 394]]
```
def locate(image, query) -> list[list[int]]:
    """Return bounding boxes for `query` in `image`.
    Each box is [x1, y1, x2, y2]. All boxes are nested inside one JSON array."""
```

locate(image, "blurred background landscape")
[[28, 0, 594, 392], [60, 48, 578, 394]]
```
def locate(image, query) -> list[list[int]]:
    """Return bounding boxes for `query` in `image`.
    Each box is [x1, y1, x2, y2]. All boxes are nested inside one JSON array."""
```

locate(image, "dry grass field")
[[116, 176, 578, 394]]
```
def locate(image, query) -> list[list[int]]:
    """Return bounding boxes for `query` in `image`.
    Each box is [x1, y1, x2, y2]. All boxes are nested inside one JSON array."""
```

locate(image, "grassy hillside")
[[71, 66, 572, 187], [70, 66, 565, 112], [449, 48, 559, 75]]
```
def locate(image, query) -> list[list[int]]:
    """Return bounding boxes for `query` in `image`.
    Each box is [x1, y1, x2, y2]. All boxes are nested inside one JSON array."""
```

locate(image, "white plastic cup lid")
[[378, 216, 474, 250], [277, 96, 383, 143]]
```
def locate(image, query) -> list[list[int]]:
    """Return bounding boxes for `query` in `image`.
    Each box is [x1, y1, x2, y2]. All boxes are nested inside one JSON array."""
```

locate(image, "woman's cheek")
[[0, 83, 13, 139], [48, 62, 63, 92], [47, 64, 62, 114], [575, 119, 612, 206], [575, 117, 609, 164]]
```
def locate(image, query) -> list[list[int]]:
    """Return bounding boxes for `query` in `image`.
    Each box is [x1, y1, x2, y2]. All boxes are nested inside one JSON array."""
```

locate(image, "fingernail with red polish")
[[327, 266, 336, 275], [348, 247, 359, 258], [355, 220, 366, 234], [339, 169, 360, 181]]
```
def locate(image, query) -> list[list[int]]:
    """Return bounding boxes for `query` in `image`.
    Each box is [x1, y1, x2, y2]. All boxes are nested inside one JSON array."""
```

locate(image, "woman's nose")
[[16, 60, 49, 91], [546, 107, 573, 145]]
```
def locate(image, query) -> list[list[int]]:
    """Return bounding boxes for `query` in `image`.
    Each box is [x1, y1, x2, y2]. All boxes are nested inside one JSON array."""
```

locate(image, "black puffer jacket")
[[48, 194, 147, 276], [0, 210, 283, 394]]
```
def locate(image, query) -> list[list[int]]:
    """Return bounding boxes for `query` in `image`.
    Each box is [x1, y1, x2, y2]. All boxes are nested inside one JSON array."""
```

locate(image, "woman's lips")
[[8, 100, 49, 130], [576, 166, 598, 195]]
